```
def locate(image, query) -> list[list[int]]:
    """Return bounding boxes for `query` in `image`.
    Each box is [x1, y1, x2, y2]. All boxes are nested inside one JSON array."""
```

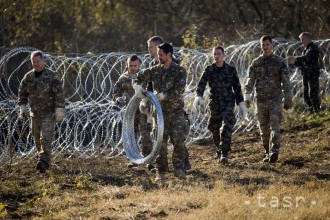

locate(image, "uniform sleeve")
[[18, 75, 29, 105], [196, 67, 210, 97], [135, 67, 154, 85], [280, 60, 292, 99], [232, 68, 244, 105], [52, 73, 65, 108], [112, 77, 123, 100], [244, 63, 256, 95], [164, 67, 187, 100], [295, 46, 319, 69]]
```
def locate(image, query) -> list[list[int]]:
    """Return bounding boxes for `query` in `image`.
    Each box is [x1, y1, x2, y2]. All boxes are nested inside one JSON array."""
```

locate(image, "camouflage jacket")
[[136, 62, 187, 114], [112, 71, 137, 103], [294, 42, 320, 75], [245, 54, 292, 103], [18, 68, 64, 117], [196, 62, 244, 106]]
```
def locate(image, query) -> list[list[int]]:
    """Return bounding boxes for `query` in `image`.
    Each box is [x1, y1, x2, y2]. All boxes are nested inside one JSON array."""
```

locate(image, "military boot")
[[269, 152, 279, 163], [173, 169, 186, 179], [36, 160, 49, 173]]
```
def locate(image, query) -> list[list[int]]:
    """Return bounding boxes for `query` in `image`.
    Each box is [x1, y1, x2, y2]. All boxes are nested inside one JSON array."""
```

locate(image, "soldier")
[[244, 35, 293, 163], [288, 32, 321, 114], [146, 36, 191, 171], [135, 43, 190, 181], [113, 54, 154, 170], [18, 51, 65, 173], [194, 46, 248, 164]]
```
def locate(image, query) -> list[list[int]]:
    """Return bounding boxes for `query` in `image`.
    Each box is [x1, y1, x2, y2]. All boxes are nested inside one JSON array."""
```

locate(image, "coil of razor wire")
[[122, 92, 164, 164]]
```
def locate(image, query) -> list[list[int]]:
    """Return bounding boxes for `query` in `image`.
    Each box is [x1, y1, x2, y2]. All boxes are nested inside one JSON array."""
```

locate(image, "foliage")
[[0, 0, 329, 52]]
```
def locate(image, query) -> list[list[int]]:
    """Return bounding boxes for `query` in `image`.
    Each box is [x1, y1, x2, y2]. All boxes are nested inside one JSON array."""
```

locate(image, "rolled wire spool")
[[122, 91, 164, 164]]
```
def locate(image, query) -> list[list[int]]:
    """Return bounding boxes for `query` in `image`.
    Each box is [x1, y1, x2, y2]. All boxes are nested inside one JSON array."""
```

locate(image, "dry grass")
[[1, 107, 329, 219]]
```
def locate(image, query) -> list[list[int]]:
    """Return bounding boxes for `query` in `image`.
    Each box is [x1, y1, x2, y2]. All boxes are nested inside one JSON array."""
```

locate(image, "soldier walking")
[[18, 51, 65, 173]]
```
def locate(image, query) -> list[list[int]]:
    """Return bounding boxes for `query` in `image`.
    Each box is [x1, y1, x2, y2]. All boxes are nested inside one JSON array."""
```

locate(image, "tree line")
[[0, 0, 329, 53]]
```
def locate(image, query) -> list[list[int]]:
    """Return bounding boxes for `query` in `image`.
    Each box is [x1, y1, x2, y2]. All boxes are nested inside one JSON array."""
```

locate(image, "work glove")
[[139, 98, 149, 114], [53, 108, 65, 122], [19, 105, 29, 118], [134, 84, 146, 99], [193, 96, 202, 109], [156, 92, 165, 101], [116, 96, 126, 104], [244, 93, 252, 108], [239, 102, 248, 120], [284, 98, 293, 110]]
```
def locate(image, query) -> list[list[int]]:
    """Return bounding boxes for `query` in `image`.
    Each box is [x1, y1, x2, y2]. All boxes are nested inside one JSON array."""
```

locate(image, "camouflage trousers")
[[303, 72, 321, 112], [256, 101, 282, 154], [135, 111, 153, 156], [156, 110, 190, 172], [31, 115, 55, 168], [208, 108, 236, 155]]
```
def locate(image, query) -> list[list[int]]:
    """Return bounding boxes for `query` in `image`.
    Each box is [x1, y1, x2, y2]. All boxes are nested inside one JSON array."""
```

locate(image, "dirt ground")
[[0, 111, 329, 219]]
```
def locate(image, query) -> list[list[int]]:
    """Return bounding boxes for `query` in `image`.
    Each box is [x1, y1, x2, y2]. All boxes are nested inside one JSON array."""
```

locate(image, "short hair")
[[30, 51, 44, 60], [213, 46, 225, 53], [127, 54, 141, 63], [260, 35, 273, 43], [158, 42, 173, 56], [299, 32, 312, 39], [147, 36, 164, 45]]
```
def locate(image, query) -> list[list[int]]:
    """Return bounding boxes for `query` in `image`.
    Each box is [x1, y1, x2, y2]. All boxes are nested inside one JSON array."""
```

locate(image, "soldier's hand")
[[244, 94, 252, 108], [53, 108, 65, 122], [19, 105, 29, 118], [284, 99, 293, 110], [193, 96, 202, 109], [134, 84, 146, 99], [156, 92, 165, 101], [116, 96, 126, 104], [287, 56, 296, 65], [239, 102, 248, 120], [139, 98, 149, 114]]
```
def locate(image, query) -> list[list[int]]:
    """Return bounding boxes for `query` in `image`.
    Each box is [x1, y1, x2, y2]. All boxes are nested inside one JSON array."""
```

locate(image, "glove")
[[284, 98, 293, 110], [139, 98, 149, 114], [116, 96, 126, 104], [53, 108, 65, 122], [193, 96, 202, 109], [134, 84, 146, 99], [245, 93, 252, 108], [156, 92, 165, 101], [239, 102, 248, 120], [19, 105, 29, 118]]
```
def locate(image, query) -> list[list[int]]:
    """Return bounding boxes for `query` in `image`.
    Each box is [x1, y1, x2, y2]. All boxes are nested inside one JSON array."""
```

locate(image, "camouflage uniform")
[[245, 54, 291, 155], [18, 68, 64, 169], [136, 62, 189, 172], [113, 71, 153, 156], [147, 58, 191, 170], [294, 42, 321, 112], [196, 62, 244, 156]]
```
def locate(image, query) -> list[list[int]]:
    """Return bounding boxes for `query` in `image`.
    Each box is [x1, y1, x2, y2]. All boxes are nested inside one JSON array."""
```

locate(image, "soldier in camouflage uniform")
[[135, 43, 190, 181], [194, 46, 248, 164], [18, 51, 65, 173], [244, 36, 293, 163], [112, 54, 154, 170], [288, 32, 321, 113], [147, 36, 191, 171]]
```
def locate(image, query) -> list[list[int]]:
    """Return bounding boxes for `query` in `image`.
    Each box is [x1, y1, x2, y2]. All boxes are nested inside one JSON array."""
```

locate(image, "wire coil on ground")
[[122, 91, 164, 164]]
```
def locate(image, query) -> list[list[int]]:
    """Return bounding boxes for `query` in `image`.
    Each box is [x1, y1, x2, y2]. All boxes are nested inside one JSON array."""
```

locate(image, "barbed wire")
[[0, 39, 329, 165]]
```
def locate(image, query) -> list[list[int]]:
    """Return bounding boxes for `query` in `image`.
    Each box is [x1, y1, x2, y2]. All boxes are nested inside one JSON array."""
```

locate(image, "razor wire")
[[0, 39, 329, 164], [122, 92, 164, 165]]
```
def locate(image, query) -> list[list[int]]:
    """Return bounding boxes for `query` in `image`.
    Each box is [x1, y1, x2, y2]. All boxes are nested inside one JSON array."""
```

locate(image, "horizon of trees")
[[0, 0, 329, 54]]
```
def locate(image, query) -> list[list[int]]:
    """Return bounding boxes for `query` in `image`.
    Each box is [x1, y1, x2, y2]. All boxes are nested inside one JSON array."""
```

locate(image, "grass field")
[[1, 105, 329, 219]]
